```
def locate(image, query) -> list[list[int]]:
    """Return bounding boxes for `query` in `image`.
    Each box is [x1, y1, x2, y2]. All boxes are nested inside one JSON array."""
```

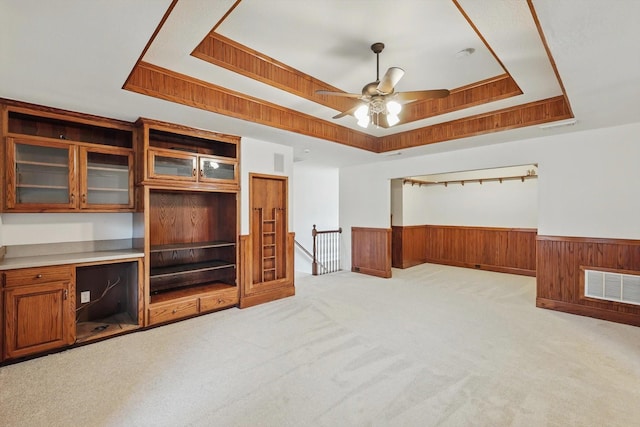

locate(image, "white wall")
[[401, 177, 538, 228], [292, 163, 339, 273], [0, 213, 133, 245], [340, 122, 640, 269], [240, 137, 294, 235]]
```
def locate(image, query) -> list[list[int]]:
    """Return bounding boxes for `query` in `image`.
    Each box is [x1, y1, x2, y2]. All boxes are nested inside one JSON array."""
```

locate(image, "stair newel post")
[[312, 224, 318, 276]]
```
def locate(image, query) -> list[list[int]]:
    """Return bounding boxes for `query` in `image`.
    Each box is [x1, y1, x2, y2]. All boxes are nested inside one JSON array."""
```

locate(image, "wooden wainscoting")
[[239, 232, 295, 308], [392, 225, 428, 269], [536, 235, 640, 326], [351, 227, 392, 278], [392, 225, 537, 276]]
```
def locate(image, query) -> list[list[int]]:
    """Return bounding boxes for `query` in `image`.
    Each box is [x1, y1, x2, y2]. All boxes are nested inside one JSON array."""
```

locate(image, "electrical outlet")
[[81, 291, 90, 304]]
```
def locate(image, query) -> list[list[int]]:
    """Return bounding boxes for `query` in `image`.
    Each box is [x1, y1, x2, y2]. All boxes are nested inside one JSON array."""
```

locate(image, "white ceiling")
[[1, 0, 639, 167]]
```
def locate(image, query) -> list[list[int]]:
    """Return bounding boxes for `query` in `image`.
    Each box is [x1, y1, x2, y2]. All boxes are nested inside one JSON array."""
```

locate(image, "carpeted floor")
[[1, 264, 640, 427]]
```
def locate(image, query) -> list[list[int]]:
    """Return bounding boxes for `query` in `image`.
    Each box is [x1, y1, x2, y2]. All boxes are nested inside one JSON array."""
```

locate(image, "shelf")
[[150, 282, 236, 304], [87, 187, 129, 192], [16, 160, 68, 168], [150, 241, 235, 253], [87, 165, 128, 173], [150, 260, 235, 279], [17, 184, 68, 190], [76, 312, 139, 344]]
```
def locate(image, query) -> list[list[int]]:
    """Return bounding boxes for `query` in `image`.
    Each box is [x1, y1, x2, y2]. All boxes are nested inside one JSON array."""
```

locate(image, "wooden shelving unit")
[[138, 119, 240, 326]]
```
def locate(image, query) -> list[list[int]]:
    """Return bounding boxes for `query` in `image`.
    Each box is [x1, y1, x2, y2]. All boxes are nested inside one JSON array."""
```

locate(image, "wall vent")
[[274, 153, 284, 173], [584, 269, 640, 306]]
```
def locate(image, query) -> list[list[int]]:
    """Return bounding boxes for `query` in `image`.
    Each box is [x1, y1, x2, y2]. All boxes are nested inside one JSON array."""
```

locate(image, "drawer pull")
[[36, 274, 43, 279], [172, 309, 177, 314]]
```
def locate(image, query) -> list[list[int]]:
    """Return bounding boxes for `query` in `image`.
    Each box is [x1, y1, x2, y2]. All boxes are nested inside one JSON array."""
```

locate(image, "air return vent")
[[584, 269, 640, 306]]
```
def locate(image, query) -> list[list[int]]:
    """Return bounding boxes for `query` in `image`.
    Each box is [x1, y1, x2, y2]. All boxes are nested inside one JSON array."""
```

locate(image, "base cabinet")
[[3, 266, 75, 360]]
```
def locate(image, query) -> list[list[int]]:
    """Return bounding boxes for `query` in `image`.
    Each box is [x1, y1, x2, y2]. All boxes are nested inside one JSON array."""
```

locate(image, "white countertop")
[[0, 249, 144, 270]]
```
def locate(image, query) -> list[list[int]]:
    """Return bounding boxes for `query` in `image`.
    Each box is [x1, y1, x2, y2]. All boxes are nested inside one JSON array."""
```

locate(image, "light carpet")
[[1, 264, 640, 427]]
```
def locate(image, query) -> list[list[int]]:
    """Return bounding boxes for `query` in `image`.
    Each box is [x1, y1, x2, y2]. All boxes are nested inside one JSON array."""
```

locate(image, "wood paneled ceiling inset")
[[124, 61, 378, 152], [192, 33, 358, 116], [123, 62, 571, 153], [378, 95, 572, 152], [192, 33, 523, 126]]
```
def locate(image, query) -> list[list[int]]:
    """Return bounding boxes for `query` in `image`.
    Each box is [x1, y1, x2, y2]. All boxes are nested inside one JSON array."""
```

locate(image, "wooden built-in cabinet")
[[1, 259, 143, 362], [136, 118, 239, 190], [1, 103, 135, 212], [3, 265, 75, 360], [139, 119, 240, 326]]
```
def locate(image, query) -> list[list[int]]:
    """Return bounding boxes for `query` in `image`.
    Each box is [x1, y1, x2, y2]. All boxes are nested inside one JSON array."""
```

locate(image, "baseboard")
[[239, 286, 295, 309], [536, 297, 640, 327], [352, 266, 391, 278], [425, 258, 536, 277]]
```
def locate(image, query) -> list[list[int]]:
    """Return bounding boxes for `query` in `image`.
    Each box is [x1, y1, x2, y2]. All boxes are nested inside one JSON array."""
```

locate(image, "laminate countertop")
[[0, 249, 144, 270]]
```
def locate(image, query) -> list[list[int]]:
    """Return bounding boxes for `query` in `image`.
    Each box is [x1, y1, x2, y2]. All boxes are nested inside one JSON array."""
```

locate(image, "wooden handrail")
[[312, 225, 342, 275]]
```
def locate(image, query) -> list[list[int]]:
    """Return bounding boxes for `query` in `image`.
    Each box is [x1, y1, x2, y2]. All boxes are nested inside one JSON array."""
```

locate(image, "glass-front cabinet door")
[[148, 148, 197, 182], [199, 156, 237, 184], [6, 137, 75, 209], [79, 147, 133, 209]]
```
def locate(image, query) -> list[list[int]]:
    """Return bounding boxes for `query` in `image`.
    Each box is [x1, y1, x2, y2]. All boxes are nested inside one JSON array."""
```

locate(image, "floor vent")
[[585, 269, 640, 306]]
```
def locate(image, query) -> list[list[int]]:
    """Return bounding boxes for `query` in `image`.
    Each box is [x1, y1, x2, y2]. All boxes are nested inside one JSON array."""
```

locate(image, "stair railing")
[[312, 224, 342, 275]]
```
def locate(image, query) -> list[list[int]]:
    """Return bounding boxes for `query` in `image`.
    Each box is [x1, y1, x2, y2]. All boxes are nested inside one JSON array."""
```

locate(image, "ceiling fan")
[[316, 42, 450, 128]]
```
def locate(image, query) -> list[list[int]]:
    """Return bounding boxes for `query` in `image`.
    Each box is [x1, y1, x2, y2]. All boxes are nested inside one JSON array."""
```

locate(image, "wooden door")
[[4, 281, 74, 359], [249, 174, 288, 287]]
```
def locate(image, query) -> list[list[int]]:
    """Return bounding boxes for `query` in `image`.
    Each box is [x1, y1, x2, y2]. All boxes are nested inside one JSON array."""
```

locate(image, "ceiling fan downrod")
[[371, 42, 385, 82]]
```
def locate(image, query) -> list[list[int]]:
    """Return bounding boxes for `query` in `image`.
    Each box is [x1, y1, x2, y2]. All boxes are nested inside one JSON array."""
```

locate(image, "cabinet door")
[[79, 146, 134, 209], [148, 148, 197, 182], [4, 281, 75, 359], [198, 156, 237, 184], [6, 137, 76, 210]]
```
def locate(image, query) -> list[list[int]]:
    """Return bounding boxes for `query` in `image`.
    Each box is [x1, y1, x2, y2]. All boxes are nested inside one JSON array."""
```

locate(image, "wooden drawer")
[[200, 288, 238, 312], [148, 299, 198, 325], [4, 265, 73, 287]]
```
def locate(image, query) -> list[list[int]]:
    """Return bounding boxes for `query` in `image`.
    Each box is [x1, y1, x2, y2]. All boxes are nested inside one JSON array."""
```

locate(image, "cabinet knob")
[[36, 274, 43, 279], [172, 309, 177, 314]]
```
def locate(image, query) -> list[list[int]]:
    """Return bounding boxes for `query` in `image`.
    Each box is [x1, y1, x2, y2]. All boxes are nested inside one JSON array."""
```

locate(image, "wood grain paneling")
[[193, 33, 522, 127], [399, 225, 539, 276], [536, 235, 640, 326], [123, 62, 572, 154], [392, 225, 428, 269], [378, 96, 572, 152], [124, 62, 377, 152], [239, 232, 295, 308], [352, 227, 392, 278]]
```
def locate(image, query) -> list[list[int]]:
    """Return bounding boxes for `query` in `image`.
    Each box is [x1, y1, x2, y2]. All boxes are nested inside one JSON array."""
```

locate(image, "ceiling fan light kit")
[[316, 42, 450, 129]]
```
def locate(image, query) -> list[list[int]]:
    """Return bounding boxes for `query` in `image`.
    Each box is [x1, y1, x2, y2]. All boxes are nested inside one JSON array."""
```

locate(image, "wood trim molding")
[[536, 235, 640, 326], [537, 234, 640, 245], [396, 225, 538, 276], [123, 62, 571, 153], [192, 33, 522, 126], [124, 61, 378, 152], [378, 96, 571, 152], [351, 227, 392, 278]]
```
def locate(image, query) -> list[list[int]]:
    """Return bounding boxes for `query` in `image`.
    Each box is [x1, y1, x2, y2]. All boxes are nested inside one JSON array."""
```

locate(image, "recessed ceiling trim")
[[123, 62, 571, 154], [192, 33, 523, 128], [192, 32, 357, 115], [378, 96, 572, 152], [123, 61, 378, 151]]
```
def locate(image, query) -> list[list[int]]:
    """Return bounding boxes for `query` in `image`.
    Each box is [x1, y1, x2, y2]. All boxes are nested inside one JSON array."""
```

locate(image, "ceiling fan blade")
[[332, 104, 361, 119], [316, 90, 362, 98], [376, 67, 405, 94], [395, 89, 450, 102]]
